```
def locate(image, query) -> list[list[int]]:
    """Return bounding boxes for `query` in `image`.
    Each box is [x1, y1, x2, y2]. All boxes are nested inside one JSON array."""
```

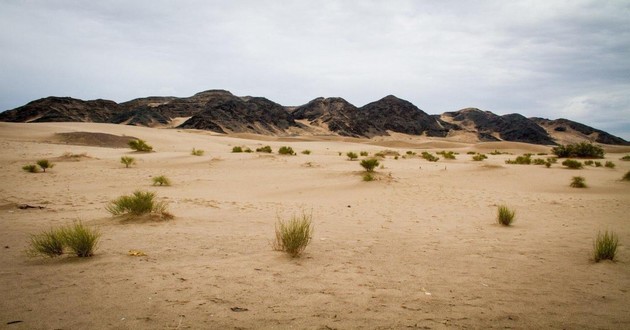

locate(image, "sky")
[[1, 0, 629, 139]]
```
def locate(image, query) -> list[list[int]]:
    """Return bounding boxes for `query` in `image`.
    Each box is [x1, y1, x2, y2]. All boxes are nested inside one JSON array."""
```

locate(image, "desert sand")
[[1, 122, 629, 329]]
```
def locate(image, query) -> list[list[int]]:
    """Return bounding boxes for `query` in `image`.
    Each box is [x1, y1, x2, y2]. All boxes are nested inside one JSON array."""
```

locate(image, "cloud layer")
[[1, 0, 629, 138]]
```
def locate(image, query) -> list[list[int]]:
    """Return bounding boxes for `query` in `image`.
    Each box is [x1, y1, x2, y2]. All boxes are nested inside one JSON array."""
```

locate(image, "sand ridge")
[[0, 122, 629, 329]]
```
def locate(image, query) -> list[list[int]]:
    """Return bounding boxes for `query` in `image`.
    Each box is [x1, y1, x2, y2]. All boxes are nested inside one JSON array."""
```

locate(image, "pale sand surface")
[[1, 122, 629, 329]]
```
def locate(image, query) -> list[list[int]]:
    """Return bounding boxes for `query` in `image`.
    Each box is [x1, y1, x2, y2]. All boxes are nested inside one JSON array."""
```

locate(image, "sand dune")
[[0, 122, 629, 329]]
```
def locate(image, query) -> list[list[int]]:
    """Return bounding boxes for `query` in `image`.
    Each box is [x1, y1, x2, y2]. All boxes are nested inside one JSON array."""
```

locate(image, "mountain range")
[[1, 89, 627, 146]]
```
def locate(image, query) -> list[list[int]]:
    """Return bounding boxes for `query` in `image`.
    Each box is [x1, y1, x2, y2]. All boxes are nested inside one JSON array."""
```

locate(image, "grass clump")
[[301, 150, 311, 155], [360, 151, 369, 157], [505, 154, 532, 165], [106, 190, 171, 218], [437, 151, 456, 159], [604, 161, 615, 169], [256, 145, 272, 153], [594, 161, 602, 167], [22, 164, 39, 173], [152, 175, 171, 186], [497, 205, 515, 226], [191, 148, 204, 156], [278, 146, 295, 155], [552, 142, 604, 158], [28, 228, 65, 258], [362, 173, 375, 181], [570, 176, 587, 188], [232, 146, 243, 153], [347, 152, 358, 160], [128, 139, 153, 152], [623, 170, 630, 181], [120, 156, 136, 168], [532, 158, 547, 165], [621, 155, 630, 161], [562, 159, 583, 169], [593, 231, 618, 262], [360, 158, 380, 172], [60, 222, 100, 257], [472, 153, 488, 161], [584, 160, 594, 166], [273, 212, 313, 258], [421, 152, 439, 162], [36, 159, 54, 172]]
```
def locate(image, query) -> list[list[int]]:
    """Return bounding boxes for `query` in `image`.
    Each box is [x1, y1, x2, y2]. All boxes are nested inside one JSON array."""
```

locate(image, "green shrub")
[[623, 170, 630, 181], [191, 148, 204, 156], [593, 230, 618, 262], [256, 145, 272, 153], [621, 155, 630, 161], [278, 146, 295, 155], [360, 151, 369, 157], [472, 153, 487, 161], [584, 160, 594, 166], [128, 139, 153, 152], [120, 156, 136, 168], [106, 190, 172, 218], [605, 161, 615, 169], [421, 152, 439, 162], [552, 142, 604, 158], [505, 154, 532, 165], [360, 158, 380, 172], [406, 151, 416, 156], [61, 222, 100, 257], [28, 228, 65, 258], [36, 159, 54, 172], [497, 205, 515, 226], [232, 146, 243, 153], [346, 152, 358, 160], [22, 164, 39, 173], [437, 151, 456, 159], [273, 212, 313, 258], [562, 159, 583, 169], [594, 161, 602, 167], [570, 176, 587, 188], [362, 173, 375, 181], [532, 158, 547, 165], [301, 150, 311, 155], [152, 175, 171, 186]]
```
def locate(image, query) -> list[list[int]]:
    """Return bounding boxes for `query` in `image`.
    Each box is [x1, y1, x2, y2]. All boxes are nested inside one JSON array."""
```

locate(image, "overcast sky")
[[1, 1, 629, 139]]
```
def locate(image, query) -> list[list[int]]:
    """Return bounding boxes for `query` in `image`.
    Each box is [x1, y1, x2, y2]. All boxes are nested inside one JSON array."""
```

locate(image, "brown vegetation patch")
[[53, 132, 138, 148]]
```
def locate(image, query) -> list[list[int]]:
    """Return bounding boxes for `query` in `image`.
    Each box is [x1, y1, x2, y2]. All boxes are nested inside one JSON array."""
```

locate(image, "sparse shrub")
[[594, 161, 602, 167], [128, 139, 153, 152], [467, 151, 477, 155], [421, 152, 439, 162], [406, 151, 416, 156], [497, 205, 515, 226], [537, 152, 548, 156], [60, 222, 100, 257], [347, 152, 358, 160], [120, 156, 136, 168], [490, 150, 507, 155], [584, 160, 594, 166], [545, 162, 551, 168], [28, 228, 65, 258], [363, 173, 375, 181], [301, 150, 311, 155], [36, 159, 54, 172], [244, 147, 253, 153], [472, 153, 487, 161], [278, 146, 295, 155], [562, 159, 583, 169], [532, 158, 547, 165], [360, 151, 369, 157], [360, 158, 380, 172], [570, 176, 587, 188], [106, 190, 172, 218], [547, 157, 558, 164], [256, 145, 273, 153], [232, 146, 243, 153], [375, 150, 400, 158], [191, 148, 204, 156], [605, 161, 615, 169], [152, 175, 171, 186], [622, 170, 630, 181], [394, 156, 399, 160], [593, 230, 618, 262], [22, 164, 39, 173], [505, 154, 531, 165], [437, 151, 456, 159], [273, 212, 313, 258], [552, 142, 604, 158], [621, 155, 630, 161]]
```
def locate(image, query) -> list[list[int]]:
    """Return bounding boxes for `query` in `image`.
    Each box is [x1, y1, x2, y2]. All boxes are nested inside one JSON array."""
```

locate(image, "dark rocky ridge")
[[1, 90, 628, 145]]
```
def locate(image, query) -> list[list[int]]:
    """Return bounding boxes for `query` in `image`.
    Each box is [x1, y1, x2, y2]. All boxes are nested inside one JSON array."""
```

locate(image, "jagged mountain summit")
[[1, 90, 628, 146]]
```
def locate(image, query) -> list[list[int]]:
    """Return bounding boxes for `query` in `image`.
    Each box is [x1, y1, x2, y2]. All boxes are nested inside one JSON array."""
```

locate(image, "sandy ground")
[[1, 122, 629, 329]]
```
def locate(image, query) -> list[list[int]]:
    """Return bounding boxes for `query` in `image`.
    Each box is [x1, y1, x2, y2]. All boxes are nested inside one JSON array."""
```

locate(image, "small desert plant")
[[562, 159, 583, 169], [360, 151, 369, 157], [570, 176, 587, 188], [22, 164, 39, 173], [60, 222, 100, 257], [497, 205, 515, 226], [472, 153, 487, 161], [505, 154, 532, 165], [532, 158, 547, 165], [605, 161, 615, 169], [191, 148, 204, 156], [437, 151, 456, 159], [360, 158, 380, 172], [552, 142, 604, 158], [584, 160, 594, 166], [421, 152, 439, 162], [593, 230, 618, 262], [406, 151, 416, 156], [106, 190, 171, 218], [244, 147, 253, 153], [301, 150, 311, 155], [36, 159, 54, 172], [152, 175, 171, 186], [545, 162, 551, 168], [120, 156, 136, 168], [232, 146, 243, 153], [28, 228, 65, 258], [467, 151, 477, 155], [128, 139, 153, 152], [346, 152, 358, 160], [490, 150, 508, 155], [256, 145, 272, 153], [594, 161, 602, 167], [547, 157, 558, 164], [621, 155, 630, 161], [537, 152, 548, 156], [362, 173, 375, 181], [278, 146, 295, 155], [273, 212, 314, 257]]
